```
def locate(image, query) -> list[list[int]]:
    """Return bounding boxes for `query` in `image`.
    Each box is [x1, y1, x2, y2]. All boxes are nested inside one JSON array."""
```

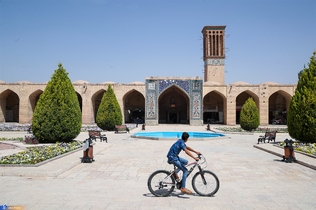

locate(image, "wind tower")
[[202, 26, 226, 84]]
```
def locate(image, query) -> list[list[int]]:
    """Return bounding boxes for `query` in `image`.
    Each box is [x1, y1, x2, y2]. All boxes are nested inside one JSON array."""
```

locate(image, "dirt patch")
[[0, 142, 19, 150]]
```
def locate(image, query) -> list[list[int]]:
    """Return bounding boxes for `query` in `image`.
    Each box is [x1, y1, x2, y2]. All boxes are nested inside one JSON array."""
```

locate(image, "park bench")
[[115, 125, 130, 133], [88, 130, 107, 142], [257, 130, 277, 144]]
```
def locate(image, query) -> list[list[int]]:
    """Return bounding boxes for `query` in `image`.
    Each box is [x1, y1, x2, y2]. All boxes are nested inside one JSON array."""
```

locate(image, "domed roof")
[[231, 81, 250, 85], [17, 80, 32, 84], [130, 81, 145, 84], [73, 80, 89, 84], [261, 81, 279, 85], [102, 81, 116, 84]]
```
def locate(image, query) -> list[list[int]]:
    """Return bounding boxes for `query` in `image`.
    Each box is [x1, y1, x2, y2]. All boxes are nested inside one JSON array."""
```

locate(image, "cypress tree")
[[32, 63, 82, 143], [240, 97, 260, 131], [96, 84, 123, 130], [287, 51, 316, 143]]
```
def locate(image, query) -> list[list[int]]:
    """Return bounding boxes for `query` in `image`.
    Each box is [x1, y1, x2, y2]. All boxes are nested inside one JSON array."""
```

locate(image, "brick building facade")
[[0, 26, 296, 126]]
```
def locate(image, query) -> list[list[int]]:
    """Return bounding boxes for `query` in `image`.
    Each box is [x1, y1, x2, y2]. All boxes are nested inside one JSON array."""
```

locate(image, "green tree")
[[287, 51, 316, 143], [240, 97, 260, 131], [32, 63, 82, 143], [96, 84, 123, 130]]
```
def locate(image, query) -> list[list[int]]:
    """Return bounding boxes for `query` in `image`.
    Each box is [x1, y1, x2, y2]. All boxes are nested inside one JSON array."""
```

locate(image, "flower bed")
[[214, 126, 315, 157], [0, 141, 82, 164], [1, 136, 39, 144], [0, 123, 31, 132], [0, 123, 135, 132], [215, 126, 288, 133], [0, 137, 24, 141], [24, 135, 39, 144], [277, 142, 316, 157], [0, 123, 96, 132]]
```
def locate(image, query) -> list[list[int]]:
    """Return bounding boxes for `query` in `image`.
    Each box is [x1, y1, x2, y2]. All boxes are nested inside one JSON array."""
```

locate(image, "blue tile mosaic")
[[145, 78, 203, 123], [158, 79, 190, 94]]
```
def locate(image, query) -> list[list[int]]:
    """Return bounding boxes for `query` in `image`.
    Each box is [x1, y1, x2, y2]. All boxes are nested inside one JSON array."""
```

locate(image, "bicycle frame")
[[165, 155, 207, 187], [148, 154, 220, 197]]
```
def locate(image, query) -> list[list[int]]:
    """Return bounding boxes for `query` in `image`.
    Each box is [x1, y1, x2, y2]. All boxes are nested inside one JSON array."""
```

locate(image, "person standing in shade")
[[135, 117, 139, 127]]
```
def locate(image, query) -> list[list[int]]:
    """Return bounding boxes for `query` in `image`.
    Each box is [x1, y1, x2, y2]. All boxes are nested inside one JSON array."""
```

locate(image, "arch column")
[[223, 99, 227, 125], [19, 94, 29, 124], [0, 98, 5, 123], [81, 95, 94, 124], [226, 85, 236, 125], [226, 99, 236, 125], [259, 98, 269, 126]]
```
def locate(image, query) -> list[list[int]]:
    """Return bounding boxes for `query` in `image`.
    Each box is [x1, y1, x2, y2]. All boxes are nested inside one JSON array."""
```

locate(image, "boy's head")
[[181, 132, 190, 142]]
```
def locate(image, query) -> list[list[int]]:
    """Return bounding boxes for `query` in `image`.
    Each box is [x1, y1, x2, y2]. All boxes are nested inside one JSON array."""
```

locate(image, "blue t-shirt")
[[167, 139, 186, 163]]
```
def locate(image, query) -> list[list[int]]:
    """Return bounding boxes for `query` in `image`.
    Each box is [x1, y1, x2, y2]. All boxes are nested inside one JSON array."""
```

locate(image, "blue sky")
[[0, 0, 315, 85]]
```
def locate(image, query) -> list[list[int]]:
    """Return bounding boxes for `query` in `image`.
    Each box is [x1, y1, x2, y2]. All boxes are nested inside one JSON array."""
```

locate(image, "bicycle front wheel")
[[147, 170, 175, 197], [192, 170, 220, 196]]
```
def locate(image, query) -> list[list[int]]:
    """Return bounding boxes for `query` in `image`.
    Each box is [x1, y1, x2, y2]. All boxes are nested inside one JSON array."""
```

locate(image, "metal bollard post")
[[283, 139, 296, 163], [82, 138, 94, 163]]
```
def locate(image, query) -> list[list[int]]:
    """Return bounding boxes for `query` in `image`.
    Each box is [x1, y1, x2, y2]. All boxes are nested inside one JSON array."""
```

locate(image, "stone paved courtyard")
[[0, 125, 315, 210]]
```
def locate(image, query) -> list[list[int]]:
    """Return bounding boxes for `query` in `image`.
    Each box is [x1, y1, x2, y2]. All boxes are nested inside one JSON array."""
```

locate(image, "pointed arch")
[[203, 90, 227, 124], [123, 89, 145, 123], [236, 90, 259, 124], [158, 85, 190, 124], [91, 89, 106, 122], [0, 89, 20, 122], [75, 92, 83, 113], [29, 89, 43, 121], [268, 90, 292, 124]]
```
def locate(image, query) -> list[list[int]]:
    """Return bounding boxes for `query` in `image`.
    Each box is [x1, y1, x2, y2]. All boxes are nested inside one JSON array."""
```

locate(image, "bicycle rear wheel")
[[147, 170, 175, 197], [192, 170, 220, 196]]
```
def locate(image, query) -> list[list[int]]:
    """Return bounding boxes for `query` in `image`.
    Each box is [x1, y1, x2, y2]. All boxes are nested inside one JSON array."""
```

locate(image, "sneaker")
[[181, 188, 192, 194], [172, 172, 180, 181]]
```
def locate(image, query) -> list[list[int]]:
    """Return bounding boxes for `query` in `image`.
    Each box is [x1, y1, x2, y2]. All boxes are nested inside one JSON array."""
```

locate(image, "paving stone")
[[0, 126, 315, 209]]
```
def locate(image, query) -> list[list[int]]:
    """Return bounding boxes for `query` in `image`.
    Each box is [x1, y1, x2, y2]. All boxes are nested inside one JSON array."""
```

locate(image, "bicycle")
[[147, 154, 220, 197]]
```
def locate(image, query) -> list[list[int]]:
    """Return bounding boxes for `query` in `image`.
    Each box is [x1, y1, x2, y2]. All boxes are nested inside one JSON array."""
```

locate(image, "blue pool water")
[[132, 131, 225, 139]]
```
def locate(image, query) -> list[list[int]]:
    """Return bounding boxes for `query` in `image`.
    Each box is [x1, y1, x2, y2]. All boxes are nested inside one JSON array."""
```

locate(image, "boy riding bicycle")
[[166, 132, 200, 194]]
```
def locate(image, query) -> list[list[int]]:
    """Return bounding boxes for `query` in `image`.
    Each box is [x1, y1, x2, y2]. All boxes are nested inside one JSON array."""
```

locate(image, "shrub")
[[96, 84, 123, 130], [240, 97, 260, 131], [287, 51, 316, 143], [32, 63, 82, 143]]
